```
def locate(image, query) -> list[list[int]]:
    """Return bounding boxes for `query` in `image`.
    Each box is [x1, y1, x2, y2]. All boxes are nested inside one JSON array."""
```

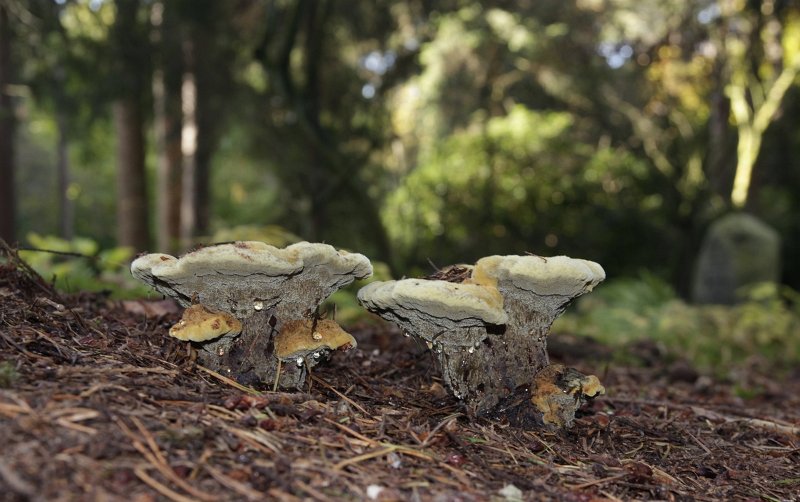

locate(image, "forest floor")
[[1, 250, 799, 502]]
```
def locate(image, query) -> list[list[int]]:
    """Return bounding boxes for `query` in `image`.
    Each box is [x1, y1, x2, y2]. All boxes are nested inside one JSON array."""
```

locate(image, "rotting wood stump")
[[131, 241, 372, 389], [357, 254, 605, 428]]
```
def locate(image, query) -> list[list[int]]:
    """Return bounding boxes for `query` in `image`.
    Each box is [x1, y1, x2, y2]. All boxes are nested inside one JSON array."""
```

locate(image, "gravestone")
[[692, 213, 780, 304]]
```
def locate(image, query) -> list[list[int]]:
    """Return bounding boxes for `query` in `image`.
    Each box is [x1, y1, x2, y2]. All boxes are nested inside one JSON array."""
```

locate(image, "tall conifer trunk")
[[112, 0, 149, 251], [152, 1, 182, 253], [179, 37, 198, 247], [114, 99, 149, 250], [0, 5, 15, 244]]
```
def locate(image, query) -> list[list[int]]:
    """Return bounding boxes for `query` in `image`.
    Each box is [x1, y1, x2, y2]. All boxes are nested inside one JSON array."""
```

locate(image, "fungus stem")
[[272, 359, 282, 392]]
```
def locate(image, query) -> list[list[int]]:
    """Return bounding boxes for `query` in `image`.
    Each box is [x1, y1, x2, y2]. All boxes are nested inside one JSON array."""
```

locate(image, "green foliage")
[[573, 271, 676, 315], [16, 113, 59, 237], [19, 233, 150, 299], [11, 0, 800, 299], [324, 261, 394, 325], [556, 276, 800, 374], [17, 106, 119, 247], [208, 225, 302, 248], [210, 125, 286, 235], [0, 361, 20, 389], [68, 118, 119, 245], [384, 105, 660, 273]]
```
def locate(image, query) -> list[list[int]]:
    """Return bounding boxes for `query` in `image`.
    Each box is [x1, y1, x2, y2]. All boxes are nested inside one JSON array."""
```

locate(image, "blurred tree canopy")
[[3, 0, 800, 294]]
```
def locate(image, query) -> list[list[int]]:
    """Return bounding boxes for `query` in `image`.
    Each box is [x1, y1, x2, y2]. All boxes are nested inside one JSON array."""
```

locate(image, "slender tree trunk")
[[56, 109, 73, 239], [153, 70, 183, 252], [179, 37, 198, 246], [111, 0, 150, 251], [194, 116, 211, 237], [52, 55, 74, 240], [256, 0, 395, 268], [302, 0, 326, 241], [152, 1, 182, 253], [722, 0, 800, 209], [706, 60, 732, 199], [0, 4, 15, 244], [193, 32, 212, 237], [731, 125, 759, 208], [114, 99, 149, 250]]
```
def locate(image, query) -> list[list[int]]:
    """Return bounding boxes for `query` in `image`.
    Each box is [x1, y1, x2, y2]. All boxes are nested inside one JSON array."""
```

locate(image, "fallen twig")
[[323, 417, 434, 469], [116, 417, 216, 502], [204, 464, 264, 501], [223, 424, 283, 454], [0, 459, 37, 497], [134, 466, 198, 502], [420, 413, 462, 448], [294, 480, 337, 502], [691, 406, 800, 436], [333, 445, 399, 470], [569, 473, 628, 490], [197, 365, 262, 395], [311, 375, 369, 415]]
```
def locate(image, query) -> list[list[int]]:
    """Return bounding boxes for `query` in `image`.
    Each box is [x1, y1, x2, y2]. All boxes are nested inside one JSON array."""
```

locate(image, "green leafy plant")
[[207, 225, 302, 248], [0, 361, 20, 389], [323, 261, 394, 325], [19, 233, 151, 299], [555, 274, 800, 374]]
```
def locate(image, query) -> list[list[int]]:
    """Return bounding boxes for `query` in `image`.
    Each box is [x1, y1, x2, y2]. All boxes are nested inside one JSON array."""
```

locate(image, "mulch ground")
[[1, 248, 799, 502]]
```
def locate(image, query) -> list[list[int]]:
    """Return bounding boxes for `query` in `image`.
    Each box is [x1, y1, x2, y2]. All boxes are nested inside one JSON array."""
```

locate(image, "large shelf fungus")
[[131, 241, 372, 388], [358, 255, 605, 427]]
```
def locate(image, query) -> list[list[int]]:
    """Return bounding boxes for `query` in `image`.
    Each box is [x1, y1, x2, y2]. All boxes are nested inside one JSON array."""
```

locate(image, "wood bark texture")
[[0, 5, 15, 244], [114, 99, 149, 250]]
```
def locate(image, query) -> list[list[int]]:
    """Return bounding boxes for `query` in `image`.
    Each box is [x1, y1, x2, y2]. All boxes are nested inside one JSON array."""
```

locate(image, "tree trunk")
[[0, 4, 15, 244], [193, 35, 212, 238], [257, 0, 395, 270], [153, 70, 183, 253], [705, 60, 732, 199], [179, 38, 198, 247], [56, 109, 73, 240], [181, 28, 219, 242], [114, 99, 149, 250], [111, 0, 149, 251], [152, 1, 182, 254], [193, 125, 211, 238]]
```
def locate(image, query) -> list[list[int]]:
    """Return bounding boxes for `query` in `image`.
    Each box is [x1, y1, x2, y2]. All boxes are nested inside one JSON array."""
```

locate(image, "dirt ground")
[[1, 249, 799, 501]]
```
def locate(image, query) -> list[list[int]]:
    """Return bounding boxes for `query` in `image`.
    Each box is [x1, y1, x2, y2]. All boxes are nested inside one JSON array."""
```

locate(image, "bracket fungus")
[[358, 255, 606, 427], [528, 364, 605, 428], [168, 304, 242, 342], [131, 241, 372, 388], [273, 319, 357, 366]]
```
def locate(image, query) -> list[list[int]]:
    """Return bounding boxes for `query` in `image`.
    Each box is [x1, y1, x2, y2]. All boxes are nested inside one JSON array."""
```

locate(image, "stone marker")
[[692, 213, 781, 304]]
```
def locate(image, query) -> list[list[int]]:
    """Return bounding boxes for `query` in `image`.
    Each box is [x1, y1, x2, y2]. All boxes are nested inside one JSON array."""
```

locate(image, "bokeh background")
[[1, 0, 799, 373]]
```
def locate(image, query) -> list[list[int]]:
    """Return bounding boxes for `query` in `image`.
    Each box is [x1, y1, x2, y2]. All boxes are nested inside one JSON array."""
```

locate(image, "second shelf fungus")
[[529, 364, 605, 428], [274, 319, 357, 366], [168, 304, 242, 342], [358, 254, 605, 427], [131, 241, 372, 389]]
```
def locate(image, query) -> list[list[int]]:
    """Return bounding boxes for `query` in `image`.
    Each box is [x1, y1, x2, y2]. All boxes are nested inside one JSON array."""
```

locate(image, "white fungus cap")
[[358, 279, 508, 326], [471, 255, 605, 297]]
